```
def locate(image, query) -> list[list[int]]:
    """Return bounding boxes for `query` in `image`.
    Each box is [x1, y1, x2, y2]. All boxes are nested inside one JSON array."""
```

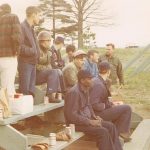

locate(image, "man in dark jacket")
[[18, 6, 40, 96], [90, 61, 132, 142], [50, 36, 65, 69], [0, 4, 21, 97], [64, 69, 122, 150]]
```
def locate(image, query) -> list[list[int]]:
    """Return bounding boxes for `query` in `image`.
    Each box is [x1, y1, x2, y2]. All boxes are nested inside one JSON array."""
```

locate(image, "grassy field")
[[109, 47, 150, 119]]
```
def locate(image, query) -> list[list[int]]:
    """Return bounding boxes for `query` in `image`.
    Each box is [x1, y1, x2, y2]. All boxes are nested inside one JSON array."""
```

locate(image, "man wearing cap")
[[50, 36, 65, 69], [18, 6, 40, 96], [0, 4, 21, 97], [36, 31, 66, 102], [90, 61, 132, 142], [64, 69, 122, 150], [99, 43, 124, 87], [62, 50, 86, 90]]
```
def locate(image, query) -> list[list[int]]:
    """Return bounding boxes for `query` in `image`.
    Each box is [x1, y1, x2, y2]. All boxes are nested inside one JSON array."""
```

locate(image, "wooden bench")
[[0, 101, 65, 150], [124, 119, 150, 150]]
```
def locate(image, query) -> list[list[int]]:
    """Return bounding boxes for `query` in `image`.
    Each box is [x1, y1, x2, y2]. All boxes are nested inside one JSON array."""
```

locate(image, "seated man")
[[83, 50, 99, 77], [64, 69, 122, 150], [62, 50, 86, 90], [90, 61, 132, 142], [36, 31, 66, 103], [62, 44, 76, 65]]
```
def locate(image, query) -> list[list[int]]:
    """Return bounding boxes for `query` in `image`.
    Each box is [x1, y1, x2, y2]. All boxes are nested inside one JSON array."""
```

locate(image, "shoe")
[[47, 93, 61, 103], [49, 98, 61, 103], [120, 134, 132, 142]]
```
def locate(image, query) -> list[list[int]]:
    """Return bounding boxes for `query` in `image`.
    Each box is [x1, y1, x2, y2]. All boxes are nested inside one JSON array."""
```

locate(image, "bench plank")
[[124, 119, 150, 150], [0, 101, 64, 125]]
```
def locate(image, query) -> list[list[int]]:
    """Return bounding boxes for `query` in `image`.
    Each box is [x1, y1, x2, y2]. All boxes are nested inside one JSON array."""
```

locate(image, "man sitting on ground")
[[64, 69, 122, 150]]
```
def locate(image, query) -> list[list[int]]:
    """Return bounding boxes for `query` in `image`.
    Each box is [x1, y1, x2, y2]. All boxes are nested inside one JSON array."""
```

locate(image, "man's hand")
[[95, 116, 103, 122], [89, 119, 102, 127]]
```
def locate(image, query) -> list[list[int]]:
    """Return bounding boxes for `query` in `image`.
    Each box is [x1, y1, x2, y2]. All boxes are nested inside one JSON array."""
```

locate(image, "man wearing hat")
[[62, 50, 86, 90], [36, 31, 66, 102], [90, 61, 132, 142], [64, 69, 122, 150], [0, 4, 21, 97], [50, 36, 65, 69]]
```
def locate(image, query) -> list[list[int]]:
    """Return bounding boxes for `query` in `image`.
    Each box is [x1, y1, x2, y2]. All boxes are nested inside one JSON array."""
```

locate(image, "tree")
[[38, 0, 76, 38], [69, 0, 114, 48]]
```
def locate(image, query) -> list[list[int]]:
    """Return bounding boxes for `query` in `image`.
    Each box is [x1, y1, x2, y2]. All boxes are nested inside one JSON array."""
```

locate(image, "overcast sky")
[[0, 0, 150, 47]]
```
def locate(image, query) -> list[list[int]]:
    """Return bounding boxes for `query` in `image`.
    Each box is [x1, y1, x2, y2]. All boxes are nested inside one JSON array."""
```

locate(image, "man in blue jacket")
[[18, 6, 40, 96], [64, 69, 122, 150]]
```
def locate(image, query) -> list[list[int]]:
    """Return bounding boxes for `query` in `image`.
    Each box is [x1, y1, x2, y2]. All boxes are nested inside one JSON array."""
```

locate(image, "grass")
[[112, 47, 150, 118]]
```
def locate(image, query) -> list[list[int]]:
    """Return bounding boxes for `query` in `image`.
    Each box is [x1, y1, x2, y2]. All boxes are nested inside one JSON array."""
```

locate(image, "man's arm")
[[63, 67, 77, 87], [11, 15, 22, 54], [20, 24, 37, 57], [117, 59, 124, 85], [65, 90, 91, 126]]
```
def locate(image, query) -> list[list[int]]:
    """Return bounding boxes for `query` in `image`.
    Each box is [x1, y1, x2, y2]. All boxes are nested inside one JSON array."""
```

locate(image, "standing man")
[[90, 61, 132, 142], [64, 69, 122, 150], [18, 6, 40, 96], [99, 43, 124, 87], [0, 4, 21, 97], [83, 50, 99, 77]]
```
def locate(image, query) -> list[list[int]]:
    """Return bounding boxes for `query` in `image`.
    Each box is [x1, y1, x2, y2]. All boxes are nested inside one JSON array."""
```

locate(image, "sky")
[[0, 0, 150, 48]]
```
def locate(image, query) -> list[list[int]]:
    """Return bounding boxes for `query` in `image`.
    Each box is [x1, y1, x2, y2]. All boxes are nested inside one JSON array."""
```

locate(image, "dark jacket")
[[99, 55, 124, 85], [18, 20, 40, 64], [50, 45, 64, 69], [64, 83, 96, 126], [90, 76, 113, 112], [0, 13, 21, 57]]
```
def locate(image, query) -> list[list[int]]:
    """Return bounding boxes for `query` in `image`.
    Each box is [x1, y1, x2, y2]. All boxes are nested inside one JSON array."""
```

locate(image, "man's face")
[[40, 39, 51, 50], [32, 13, 40, 25], [74, 56, 85, 69], [81, 78, 93, 88], [57, 43, 64, 50], [91, 52, 99, 63], [106, 45, 114, 57], [68, 51, 74, 58]]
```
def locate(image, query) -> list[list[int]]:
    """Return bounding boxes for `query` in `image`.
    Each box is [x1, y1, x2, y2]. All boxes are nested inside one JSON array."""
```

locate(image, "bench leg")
[[0, 125, 27, 150]]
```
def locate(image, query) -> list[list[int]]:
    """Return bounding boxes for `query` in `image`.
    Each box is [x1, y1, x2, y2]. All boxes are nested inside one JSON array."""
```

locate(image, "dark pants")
[[76, 121, 122, 150], [95, 105, 132, 134], [18, 61, 36, 95], [36, 69, 65, 94]]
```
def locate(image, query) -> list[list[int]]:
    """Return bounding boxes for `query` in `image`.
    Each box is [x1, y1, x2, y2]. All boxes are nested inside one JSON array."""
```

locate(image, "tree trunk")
[[52, 0, 55, 39], [78, 4, 83, 49]]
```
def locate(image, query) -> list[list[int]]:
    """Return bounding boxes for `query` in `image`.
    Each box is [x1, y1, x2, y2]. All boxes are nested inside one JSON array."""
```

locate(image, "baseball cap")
[[98, 61, 110, 73], [77, 69, 93, 80], [73, 50, 86, 58], [55, 36, 64, 44]]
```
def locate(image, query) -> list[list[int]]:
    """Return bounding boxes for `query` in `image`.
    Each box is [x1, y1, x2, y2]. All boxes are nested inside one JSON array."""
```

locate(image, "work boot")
[[47, 93, 61, 103]]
